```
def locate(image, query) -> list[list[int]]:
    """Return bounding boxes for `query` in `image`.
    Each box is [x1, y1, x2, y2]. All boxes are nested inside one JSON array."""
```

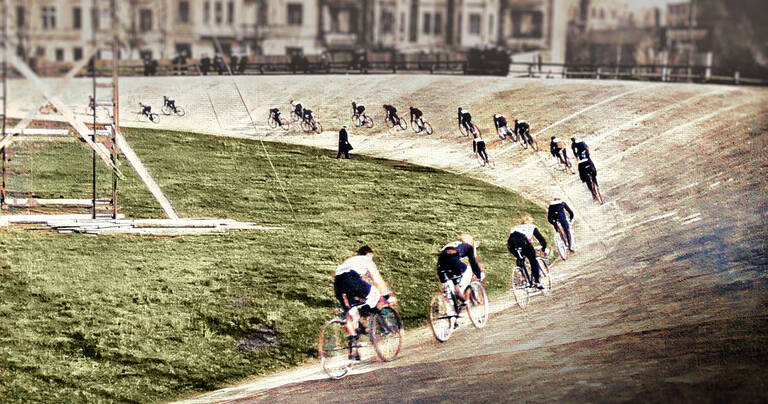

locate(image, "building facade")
[[14, 0, 563, 63]]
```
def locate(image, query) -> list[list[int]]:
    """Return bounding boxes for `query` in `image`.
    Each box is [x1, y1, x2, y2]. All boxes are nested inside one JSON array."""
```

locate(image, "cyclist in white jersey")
[[507, 215, 549, 289], [333, 246, 394, 359]]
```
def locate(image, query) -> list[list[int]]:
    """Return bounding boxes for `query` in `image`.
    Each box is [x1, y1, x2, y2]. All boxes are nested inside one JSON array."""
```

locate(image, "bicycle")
[[38, 103, 59, 115], [267, 112, 291, 131], [411, 117, 433, 135], [385, 114, 407, 131], [319, 296, 404, 379], [429, 275, 488, 342], [352, 113, 374, 128], [552, 220, 574, 261], [459, 123, 480, 138], [476, 149, 495, 169], [588, 175, 604, 204], [497, 127, 517, 143], [554, 150, 575, 174], [161, 96, 186, 116], [300, 117, 323, 134], [136, 103, 160, 123], [85, 96, 113, 120], [510, 246, 552, 310], [519, 129, 538, 151]]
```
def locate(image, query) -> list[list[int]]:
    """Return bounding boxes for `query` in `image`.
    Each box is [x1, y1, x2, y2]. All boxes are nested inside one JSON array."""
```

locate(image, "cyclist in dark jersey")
[[437, 235, 484, 314], [352, 101, 365, 119], [550, 136, 569, 166], [571, 137, 599, 198], [547, 198, 575, 251], [383, 104, 400, 126], [458, 107, 474, 134], [507, 215, 548, 289], [494, 114, 514, 141]]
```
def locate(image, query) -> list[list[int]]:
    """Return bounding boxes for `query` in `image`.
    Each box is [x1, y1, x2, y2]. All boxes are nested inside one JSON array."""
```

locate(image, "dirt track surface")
[[10, 76, 768, 402]]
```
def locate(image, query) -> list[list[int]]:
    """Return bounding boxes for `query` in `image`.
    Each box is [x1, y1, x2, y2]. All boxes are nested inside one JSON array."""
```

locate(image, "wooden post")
[[111, 0, 118, 219], [1, 0, 6, 209], [705, 51, 712, 82]]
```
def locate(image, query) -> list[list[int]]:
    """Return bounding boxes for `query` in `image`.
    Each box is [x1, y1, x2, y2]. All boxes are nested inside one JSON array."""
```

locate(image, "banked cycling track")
[[10, 76, 767, 402]]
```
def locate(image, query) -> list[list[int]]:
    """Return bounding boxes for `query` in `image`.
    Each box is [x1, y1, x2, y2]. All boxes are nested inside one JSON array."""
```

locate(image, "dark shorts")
[[578, 161, 596, 183], [334, 271, 372, 309], [476, 141, 486, 153]]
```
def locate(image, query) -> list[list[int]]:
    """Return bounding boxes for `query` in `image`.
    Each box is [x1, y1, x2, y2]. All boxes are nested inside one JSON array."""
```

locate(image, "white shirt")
[[335, 255, 376, 277], [510, 223, 536, 240]]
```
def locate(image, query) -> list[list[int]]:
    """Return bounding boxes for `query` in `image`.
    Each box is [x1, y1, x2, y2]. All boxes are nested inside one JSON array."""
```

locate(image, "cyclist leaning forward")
[[383, 104, 401, 126], [409, 106, 425, 130], [507, 215, 548, 290], [571, 137, 599, 199], [494, 114, 514, 141], [548, 198, 575, 252], [352, 101, 365, 120], [458, 107, 474, 134], [333, 245, 394, 360], [436, 235, 484, 316]]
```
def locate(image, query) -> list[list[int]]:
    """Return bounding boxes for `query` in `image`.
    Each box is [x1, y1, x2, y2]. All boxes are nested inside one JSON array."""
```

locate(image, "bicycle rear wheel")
[[423, 121, 433, 135], [314, 121, 324, 134], [593, 182, 604, 204], [267, 115, 278, 129], [364, 116, 373, 128], [149, 113, 160, 123], [466, 281, 489, 329], [175, 107, 186, 117], [319, 319, 351, 379], [369, 307, 403, 362], [554, 226, 568, 261], [397, 118, 407, 130], [279, 118, 291, 131], [537, 259, 552, 294], [300, 120, 312, 133], [511, 267, 530, 310], [352, 114, 362, 127], [429, 293, 455, 342], [161, 105, 172, 115]]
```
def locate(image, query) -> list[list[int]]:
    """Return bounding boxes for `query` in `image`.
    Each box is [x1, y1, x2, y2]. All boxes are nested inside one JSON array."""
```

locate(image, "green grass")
[[0, 128, 550, 403]]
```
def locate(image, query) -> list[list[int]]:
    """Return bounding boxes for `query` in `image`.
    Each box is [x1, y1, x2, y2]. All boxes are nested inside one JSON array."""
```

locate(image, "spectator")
[[238, 53, 248, 74], [337, 126, 353, 159], [200, 54, 211, 75], [230, 54, 239, 74]]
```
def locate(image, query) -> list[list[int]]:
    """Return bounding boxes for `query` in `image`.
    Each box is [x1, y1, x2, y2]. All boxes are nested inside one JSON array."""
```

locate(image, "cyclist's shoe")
[[535, 282, 545, 290]]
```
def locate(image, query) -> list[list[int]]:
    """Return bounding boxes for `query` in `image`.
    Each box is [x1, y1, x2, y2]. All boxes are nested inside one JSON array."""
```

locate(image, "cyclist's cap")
[[521, 214, 535, 224], [551, 136, 556, 140], [459, 234, 474, 246], [356, 245, 374, 255], [342, 125, 348, 128]]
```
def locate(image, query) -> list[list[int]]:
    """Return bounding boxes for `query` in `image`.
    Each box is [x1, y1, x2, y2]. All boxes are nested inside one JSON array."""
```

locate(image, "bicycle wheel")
[[397, 118, 407, 130], [411, 120, 421, 134], [290, 111, 300, 122], [528, 136, 538, 151], [161, 104, 172, 115], [267, 115, 278, 129], [470, 124, 481, 138], [428, 293, 455, 342], [537, 259, 552, 294], [593, 182, 604, 204], [364, 116, 373, 128], [423, 121, 433, 135], [175, 107, 186, 117], [319, 319, 351, 379], [458, 125, 468, 137], [369, 307, 403, 362], [511, 267, 530, 310], [466, 281, 489, 329], [301, 120, 312, 133], [149, 113, 160, 123], [353, 114, 362, 127], [136, 112, 144, 122], [555, 226, 568, 261], [519, 137, 528, 149], [279, 118, 291, 131], [314, 121, 324, 134], [487, 156, 496, 169]]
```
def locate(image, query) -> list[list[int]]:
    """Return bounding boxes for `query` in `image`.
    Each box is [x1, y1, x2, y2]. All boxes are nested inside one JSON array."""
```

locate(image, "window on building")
[[179, 1, 190, 23], [591, 7, 596, 18], [42, 6, 57, 29], [140, 9, 152, 31], [287, 3, 302, 26], [510, 11, 543, 38], [489, 15, 494, 36], [381, 11, 393, 34], [400, 12, 406, 34], [55, 48, 64, 62], [599, 8, 605, 19], [204, 1, 211, 23], [73, 7, 81, 29], [257, 2, 268, 25], [423, 12, 431, 34], [16, 6, 24, 28], [469, 14, 481, 34], [73, 47, 83, 61], [215, 2, 223, 24], [434, 12, 442, 35], [227, 2, 234, 24]]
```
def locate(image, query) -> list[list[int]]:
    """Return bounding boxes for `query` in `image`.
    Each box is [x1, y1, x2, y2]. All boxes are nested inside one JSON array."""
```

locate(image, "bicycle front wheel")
[[397, 118, 407, 130], [364, 116, 374, 128], [267, 116, 278, 129], [314, 121, 323, 134], [429, 293, 455, 342], [466, 281, 489, 329], [537, 259, 552, 294], [511, 267, 530, 310], [149, 113, 160, 123], [554, 228, 568, 261], [319, 319, 351, 379], [175, 107, 186, 117], [423, 121, 433, 135], [369, 307, 403, 362], [161, 105, 172, 115]]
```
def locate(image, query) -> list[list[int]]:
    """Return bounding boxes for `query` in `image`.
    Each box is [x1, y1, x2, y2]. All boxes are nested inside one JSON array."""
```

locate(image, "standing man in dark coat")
[[337, 125, 353, 159]]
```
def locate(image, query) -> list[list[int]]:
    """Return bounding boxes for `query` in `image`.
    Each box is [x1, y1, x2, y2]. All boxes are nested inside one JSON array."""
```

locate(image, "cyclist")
[[571, 137, 599, 199], [352, 101, 366, 121], [474, 133, 490, 166], [514, 119, 530, 141], [437, 235, 484, 316], [383, 104, 401, 127], [547, 198, 575, 252], [290, 100, 303, 119], [163, 96, 177, 113], [269, 107, 282, 124], [409, 106, 425, 131], [550, 136, 569, 167], [303, 108, 317, 131], [507, 215, 548, 290], [458, 107, 474, 135], [334, 245, 394, 360], [139, 102, 152, 117], [494, 114, 514, 141]]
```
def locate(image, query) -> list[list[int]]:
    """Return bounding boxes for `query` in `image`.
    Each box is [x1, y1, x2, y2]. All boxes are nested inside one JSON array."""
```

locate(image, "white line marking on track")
[[605, 211, 677, 238], [682, 217, 703, 225]]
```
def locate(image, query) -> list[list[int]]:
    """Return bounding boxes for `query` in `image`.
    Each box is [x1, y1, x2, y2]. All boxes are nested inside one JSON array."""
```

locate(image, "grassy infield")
[[0, 128, 549, 402]]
